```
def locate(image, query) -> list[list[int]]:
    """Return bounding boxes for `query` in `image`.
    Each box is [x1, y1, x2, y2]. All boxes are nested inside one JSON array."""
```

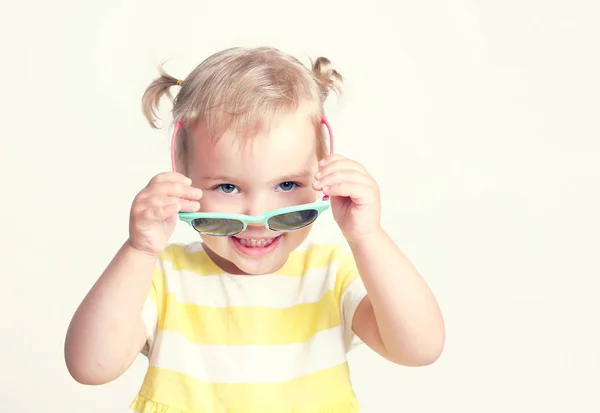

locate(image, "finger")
[[316, 157, 366, 180], [140, 201, 181, 222], [322, 182, 375, 206], [148, 171, 192, 186], [139, 195, 200, 217], [179, 200, 201, 212], [134, 195, 178, 216], [143, 195, 184, 209], [162, 183, 203, 200], [143, 182, 203, 201], [316, 161, 366, 181], [319, 153, 347, 166], [313, 169, 372, 191]]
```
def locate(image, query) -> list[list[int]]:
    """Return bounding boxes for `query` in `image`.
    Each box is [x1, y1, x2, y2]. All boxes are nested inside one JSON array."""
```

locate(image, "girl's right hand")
[[127, 172, 202, 256]]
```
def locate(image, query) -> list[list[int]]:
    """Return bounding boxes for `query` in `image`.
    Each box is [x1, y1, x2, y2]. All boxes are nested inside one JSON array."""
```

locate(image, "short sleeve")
[[334, 247, 368, 353], [140, 259, 166, 358]]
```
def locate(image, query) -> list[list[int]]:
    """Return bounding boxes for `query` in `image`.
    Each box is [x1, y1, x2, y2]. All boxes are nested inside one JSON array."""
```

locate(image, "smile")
[[235, 237, 278, 248], [231, 235, 283, 257]]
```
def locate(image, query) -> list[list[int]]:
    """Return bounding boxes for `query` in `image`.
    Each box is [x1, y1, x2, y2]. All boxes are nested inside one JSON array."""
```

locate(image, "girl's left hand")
[[313, 154, 382, 243]]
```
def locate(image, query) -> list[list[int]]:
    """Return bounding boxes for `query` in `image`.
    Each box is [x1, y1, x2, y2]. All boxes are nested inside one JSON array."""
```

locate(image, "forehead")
[[188, 110, 319, 180]]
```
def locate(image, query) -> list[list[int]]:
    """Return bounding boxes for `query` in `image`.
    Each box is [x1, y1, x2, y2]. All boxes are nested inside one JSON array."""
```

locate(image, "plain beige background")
[[1, 0, 599, 411]]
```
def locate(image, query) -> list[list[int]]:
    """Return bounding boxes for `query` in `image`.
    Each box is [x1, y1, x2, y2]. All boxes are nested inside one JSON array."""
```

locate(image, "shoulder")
[[281, 241, 338, 266], [301, 242, 360, 295], [304, 241, 354, 266], [159, 241, 204, 262], [282, 241, 356, 276], [156, 242, 222, 276], [149, 242, 223, 308]]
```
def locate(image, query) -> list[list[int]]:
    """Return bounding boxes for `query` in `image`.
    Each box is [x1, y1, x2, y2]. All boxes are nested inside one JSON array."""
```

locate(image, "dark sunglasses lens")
[[191, 218, 244, 236], [267, 209, 319, 231]]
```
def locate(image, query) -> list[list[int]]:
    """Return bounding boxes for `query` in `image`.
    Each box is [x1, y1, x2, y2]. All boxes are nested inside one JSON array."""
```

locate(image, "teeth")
[[237, 238, 276, 248]]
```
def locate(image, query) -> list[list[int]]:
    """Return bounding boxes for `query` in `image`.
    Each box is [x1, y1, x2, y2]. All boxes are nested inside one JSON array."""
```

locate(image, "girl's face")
[[187, 108, 322, 275]]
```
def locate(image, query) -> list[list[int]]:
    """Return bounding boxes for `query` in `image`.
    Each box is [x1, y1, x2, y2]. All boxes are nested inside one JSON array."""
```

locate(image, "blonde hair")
[[142, 47, 342, 171]]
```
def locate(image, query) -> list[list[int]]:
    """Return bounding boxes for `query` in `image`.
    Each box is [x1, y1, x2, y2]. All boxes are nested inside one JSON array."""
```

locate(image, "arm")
[[313, 153, 445, 366], [64, 172, 202, 384], [64, 240, 155, 385], [349, 228, 445, 366]]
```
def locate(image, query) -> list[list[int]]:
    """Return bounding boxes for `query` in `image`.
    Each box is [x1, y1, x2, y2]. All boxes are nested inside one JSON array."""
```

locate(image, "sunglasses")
[[172, 118, 334, 236]]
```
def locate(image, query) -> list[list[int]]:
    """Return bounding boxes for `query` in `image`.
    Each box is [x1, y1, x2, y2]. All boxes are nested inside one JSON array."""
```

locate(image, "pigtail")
[[141, 62, 183, 129], [311, 57, 343, 102]]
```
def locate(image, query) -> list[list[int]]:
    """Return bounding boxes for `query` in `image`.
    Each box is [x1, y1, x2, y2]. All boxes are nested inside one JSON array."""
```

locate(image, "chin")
[[200, 233, 290, 275], [202, 227, 312, 275]]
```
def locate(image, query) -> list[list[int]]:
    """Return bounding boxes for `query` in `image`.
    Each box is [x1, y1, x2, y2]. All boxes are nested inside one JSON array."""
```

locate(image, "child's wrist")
[[345, 226, 386, 249], [123, 238, 161, 262]]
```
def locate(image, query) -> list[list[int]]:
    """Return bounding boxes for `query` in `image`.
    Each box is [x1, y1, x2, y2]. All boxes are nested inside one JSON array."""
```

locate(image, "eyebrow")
[[200, 170, 314, 183]]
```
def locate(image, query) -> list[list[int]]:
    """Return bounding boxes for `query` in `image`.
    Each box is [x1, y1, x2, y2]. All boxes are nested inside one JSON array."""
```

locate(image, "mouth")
[[230, 235, 283, 257]]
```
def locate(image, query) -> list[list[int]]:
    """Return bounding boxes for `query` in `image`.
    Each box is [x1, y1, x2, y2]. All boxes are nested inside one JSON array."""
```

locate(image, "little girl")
[[65, 47, 445, 413]]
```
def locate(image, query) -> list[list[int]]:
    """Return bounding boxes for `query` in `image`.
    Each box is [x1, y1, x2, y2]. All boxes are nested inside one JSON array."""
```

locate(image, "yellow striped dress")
[[130, 241, 367, 413]]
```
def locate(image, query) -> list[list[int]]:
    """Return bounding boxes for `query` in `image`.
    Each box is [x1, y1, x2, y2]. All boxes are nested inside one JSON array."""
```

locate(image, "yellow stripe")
[[133, 363, 359, 413], [160, 243, 343, 276], [158, 290, 341, 345], [276, 243, 340, 275]]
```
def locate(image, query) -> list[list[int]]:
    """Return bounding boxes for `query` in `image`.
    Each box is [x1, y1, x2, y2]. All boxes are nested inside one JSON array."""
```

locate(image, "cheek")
[[284, 225, 312, 246], [199, 234, 231, 258], [289, 187, 320, 205]]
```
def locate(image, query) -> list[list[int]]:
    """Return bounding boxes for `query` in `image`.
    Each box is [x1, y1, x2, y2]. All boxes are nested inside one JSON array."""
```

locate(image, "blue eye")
[[277, 182, 297, 192], [217, 184, 239, 194]]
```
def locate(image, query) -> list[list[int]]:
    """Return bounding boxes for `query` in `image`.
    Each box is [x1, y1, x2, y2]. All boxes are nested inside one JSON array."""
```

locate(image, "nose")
[[242, 194, 274, 222]]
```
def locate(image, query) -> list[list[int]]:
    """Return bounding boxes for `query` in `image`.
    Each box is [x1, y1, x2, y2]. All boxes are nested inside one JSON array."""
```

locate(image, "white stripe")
[[341, 277, 368, 352], [182, 241, 205, 254], [141, 297, 158, 355], [150, 326, 347, 383], [161, 260, 338, 308]]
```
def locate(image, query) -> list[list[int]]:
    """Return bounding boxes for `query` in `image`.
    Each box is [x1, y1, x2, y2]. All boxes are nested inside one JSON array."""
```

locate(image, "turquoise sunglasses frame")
[[178, 200, 331, 236], [171, 117, 335, 236]]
